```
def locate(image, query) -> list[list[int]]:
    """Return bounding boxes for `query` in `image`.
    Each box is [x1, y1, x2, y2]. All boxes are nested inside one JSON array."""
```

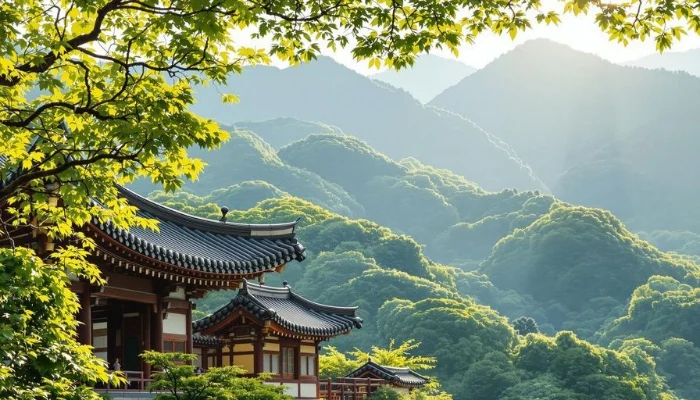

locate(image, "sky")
[[237, 1, 700, 76]]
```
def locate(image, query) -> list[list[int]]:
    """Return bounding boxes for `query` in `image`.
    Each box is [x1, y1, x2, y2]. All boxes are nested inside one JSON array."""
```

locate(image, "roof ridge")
[[289, 291, 360, 316], [117, 185, 300, 238], [193, 279, 363, 336], [242, 279, 360, 316], [242, 279, 292, 296]]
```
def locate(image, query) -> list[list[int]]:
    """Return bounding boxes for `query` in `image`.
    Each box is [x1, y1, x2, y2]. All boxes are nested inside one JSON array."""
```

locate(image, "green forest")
[[143, 119, 700, 400], [4, 2, 700, 397]]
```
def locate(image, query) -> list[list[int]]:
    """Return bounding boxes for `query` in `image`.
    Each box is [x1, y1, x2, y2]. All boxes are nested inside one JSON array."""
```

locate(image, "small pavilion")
[[192, 279, 363, 399], [344, 360, 430, 394]]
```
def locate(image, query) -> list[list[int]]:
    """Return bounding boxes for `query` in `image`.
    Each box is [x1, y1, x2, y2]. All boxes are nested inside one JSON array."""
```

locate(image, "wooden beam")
[[96, 286, 157, 304], [163, 298, 191, 311]]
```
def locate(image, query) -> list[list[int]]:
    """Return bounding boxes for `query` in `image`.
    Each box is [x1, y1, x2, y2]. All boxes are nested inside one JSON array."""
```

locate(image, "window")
[[163, 340, 186, 353], [263, 353, 280, 374], [282, 347, 295, 376], [300, 355, 315, 376]]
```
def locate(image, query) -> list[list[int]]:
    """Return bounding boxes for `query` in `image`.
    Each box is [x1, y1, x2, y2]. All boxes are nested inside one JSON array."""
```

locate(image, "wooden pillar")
[[142, 303, 152, 379], [202, 348, 209, 370], [315, 342, 320, 377], [151, 297, 163, 353], [216, 345, 223, 367], [294, 345, 301, 379], [78, 288, 92, 346], [254, 335, 263, 374], [185, 304, 193, 355], [107, 302, 120, 369]]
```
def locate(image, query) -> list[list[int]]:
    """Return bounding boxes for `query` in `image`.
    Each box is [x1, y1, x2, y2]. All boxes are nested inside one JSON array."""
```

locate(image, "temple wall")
[[163, 313, 186, 335], [234, 354, 255, 373], [299, 383, 318, 398], [264, 381, 318, 399], [300, 345, 315, 354], [92, 321, 108, 362], [168, 286, 186, 300], [192, 348, 202, 368]]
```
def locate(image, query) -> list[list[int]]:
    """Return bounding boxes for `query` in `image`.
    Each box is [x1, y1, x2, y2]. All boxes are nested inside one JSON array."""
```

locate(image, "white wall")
[[300, 383, 317, 398], [163, 313, 187, 335]]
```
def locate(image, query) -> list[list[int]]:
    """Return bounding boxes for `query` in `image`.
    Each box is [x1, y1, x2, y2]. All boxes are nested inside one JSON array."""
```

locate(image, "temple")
[[192, 279, 363, 398], [0, 184, 310, 389], [0, 178, 424, 399], [344, 360, 430, 394]]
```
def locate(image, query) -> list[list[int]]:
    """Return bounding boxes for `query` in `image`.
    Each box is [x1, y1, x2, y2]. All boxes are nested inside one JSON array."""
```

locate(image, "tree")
[[0, 0, 696, 396], [513, 317, 540, 336], [349, 339, 437, 372], [141, 351, 291, 400], [0, 248, 122, 399], [320, 340, 452, 400], [368, 386, 403, 400]]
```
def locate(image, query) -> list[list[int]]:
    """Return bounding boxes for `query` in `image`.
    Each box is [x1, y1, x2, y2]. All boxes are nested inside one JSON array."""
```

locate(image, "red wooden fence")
[[319, 377, 389, 400]]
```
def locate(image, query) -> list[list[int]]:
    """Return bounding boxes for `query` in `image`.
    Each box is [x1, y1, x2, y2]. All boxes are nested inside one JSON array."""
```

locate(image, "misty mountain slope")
[[184, 126, 366, 218], [622, 48, 700, 77], [371, 54, 476, 103], [555, 116, 700, 232], [233, 117, 344, 149], [430, 39, 700, 189], [187, 56, 541, 192], [278, 133, 553, 256]]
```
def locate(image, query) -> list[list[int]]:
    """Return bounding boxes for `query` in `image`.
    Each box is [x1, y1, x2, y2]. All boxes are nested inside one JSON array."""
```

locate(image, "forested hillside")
[[145, 125, 700, 399], [153, 192, 687, 400]]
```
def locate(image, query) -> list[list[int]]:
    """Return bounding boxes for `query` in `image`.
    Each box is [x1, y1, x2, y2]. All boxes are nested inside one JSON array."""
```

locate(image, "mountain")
[[278, 133, 553, 254], [622, 48, 700, 77], [151, 127, 699, 398], [232, 117, 344, 149], [183, 126, 365, 218], [430, 39, 700, 233], [554, 117, 700, 232], [370, 54, 476, 103], [187, 56, 542, 192]]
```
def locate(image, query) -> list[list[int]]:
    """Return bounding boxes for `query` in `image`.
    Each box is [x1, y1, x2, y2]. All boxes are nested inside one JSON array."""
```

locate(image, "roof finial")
[[220, 206, 229, 222], [282, 280, 288, 287]]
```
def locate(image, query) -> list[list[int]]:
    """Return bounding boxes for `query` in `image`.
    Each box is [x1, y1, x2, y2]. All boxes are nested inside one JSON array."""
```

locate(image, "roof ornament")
[[220, 206, 229, 222], [282, 280, 292, 289]]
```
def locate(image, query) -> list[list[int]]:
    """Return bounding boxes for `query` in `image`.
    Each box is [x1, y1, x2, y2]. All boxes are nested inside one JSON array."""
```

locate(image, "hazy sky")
[[240, 1, 700, 75]]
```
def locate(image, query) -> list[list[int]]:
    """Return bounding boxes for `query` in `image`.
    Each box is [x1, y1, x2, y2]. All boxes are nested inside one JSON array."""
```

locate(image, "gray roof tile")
[[345, 361, 430, 387], [91, 187, 305, 274], [193, 279, 362, 337]]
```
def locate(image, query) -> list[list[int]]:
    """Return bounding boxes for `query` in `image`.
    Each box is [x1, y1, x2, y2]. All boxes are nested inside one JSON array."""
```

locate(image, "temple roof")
[[193, 279, 363, 338], [345, 361, 430, 388], [90, 186, 306, 275], [193, 334, 222, 347]]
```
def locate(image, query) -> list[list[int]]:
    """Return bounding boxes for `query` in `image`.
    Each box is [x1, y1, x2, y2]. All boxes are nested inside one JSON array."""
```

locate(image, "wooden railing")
[[101, 370, 154, 391], [319, 378, 389, 400]]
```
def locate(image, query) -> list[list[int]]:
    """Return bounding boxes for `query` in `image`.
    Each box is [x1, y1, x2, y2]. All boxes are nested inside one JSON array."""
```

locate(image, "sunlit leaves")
[[141, 351, 290, 400], [0, 248, 123, 397]]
